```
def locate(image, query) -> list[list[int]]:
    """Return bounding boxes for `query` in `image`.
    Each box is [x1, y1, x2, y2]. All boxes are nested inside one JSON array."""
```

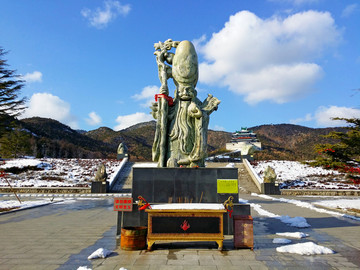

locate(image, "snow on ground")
[[87, 248, 112, 259], [0, 199, 56, 212], [133, 162, 157, 168], [0, 158, 123, 188], [276, 232, 309, 239], [251, 160, 359, 190], [314, 199, 360, 211], [0, 199, 50, 210], [276, 242, 334, 255], [273, 238, 292, 244], [251, 193, 360, 221], [240, 196, 311, 228]]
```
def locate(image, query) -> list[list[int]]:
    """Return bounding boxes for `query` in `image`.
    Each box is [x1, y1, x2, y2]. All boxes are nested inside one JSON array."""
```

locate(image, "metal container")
[[233, 215, 254, 249]]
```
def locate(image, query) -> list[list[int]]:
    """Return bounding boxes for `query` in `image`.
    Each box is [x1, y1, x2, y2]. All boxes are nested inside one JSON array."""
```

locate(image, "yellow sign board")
[[217, 179, 238, 194]]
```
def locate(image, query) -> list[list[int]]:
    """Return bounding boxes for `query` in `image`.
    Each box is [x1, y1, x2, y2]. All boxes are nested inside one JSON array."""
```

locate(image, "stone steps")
[[109, 162, 134, 193]]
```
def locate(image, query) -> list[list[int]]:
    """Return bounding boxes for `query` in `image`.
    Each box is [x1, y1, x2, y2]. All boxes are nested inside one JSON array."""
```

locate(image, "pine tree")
[[309, 117, 360, 184], [0, 126, 31, 158], [0, 47, 27, 136]]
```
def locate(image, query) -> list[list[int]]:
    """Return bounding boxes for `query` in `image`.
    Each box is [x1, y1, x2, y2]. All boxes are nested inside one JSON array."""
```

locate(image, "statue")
[[94, 163, 107, 182], [151, 39, 220, 167], [263, 166, 277, 183], [117, 142, 128, 160]]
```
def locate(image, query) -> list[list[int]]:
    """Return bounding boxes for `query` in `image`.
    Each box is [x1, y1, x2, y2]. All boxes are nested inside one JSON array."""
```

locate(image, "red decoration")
[[155, 94, 174, 106], [137, 196, 152, 210], [227, 209, 233, 218], [180, 220, 190, 231]]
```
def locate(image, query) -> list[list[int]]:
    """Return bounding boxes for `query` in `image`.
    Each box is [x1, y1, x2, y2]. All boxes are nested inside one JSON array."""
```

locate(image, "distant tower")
[[225, 128, 262, 160]]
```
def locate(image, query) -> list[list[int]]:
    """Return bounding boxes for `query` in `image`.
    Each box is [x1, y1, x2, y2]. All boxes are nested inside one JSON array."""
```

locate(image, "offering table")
[[146, 204, 226, 250]]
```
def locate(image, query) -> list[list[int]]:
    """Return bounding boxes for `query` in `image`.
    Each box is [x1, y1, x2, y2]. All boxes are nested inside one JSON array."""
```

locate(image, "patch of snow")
[[0, 158, 122, 188], [279, 216, 310, 228], [77, 267, 92, 270], [253, 160, 341, 181], [314, 199, 360, 211], [151, 203, 225, 210], [273, 238, 292, 244], [276, 241, 334, 255], [238, 198, 249, 204], [133, 162, 158, 168], [0, 200, 53, 212], [119, 268, 128, 270], [87, 248, 112, 260], [251, 193, 360, 221], [0, 159, 45, 169], [241, 197, 311, 228], [276, 232, 309, 239], [250, 160, 359, 190], [226, 163, 235, 168]]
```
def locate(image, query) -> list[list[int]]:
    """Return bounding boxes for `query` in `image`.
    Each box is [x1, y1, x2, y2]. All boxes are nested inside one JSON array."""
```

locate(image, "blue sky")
[[1, 0, 360, 132]]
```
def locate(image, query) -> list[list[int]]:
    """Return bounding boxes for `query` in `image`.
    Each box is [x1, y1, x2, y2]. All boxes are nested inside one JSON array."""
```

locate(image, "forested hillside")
[[0, 117, 346, 161]]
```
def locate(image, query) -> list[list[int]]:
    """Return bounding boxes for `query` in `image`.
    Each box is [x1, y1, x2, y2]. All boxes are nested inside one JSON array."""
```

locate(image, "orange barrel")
[[120, 226, 147, 250]]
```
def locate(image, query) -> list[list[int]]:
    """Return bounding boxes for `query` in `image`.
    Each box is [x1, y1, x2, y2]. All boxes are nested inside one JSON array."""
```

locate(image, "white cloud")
[[198, 10, 340, 104], [86, 111, 102, 126], [341, 4, 359, 18], [212, 125, 226, 131], [114, 112, 153, 131], [81, 0, 131, 29], [132, 85, 159, 108], [192, 34, 207, 51], [291, 106, 360, 127], [20, 93, 79, 129], [21, 71, 42, 83], [314, 106, 360, 127], [290, 113, 313, 125]]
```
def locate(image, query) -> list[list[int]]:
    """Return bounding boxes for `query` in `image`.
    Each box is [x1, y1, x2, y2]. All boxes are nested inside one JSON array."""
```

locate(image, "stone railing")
[[242, 159, 262, 192], [109, 157, 128, 190]]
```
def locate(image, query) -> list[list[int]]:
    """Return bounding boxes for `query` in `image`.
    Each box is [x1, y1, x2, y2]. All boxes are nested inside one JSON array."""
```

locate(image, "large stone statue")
[[151, 39, 220, 168]]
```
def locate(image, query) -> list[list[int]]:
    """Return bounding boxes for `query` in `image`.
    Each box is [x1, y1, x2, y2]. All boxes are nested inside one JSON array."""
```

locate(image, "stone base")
[[91, 181, 109, 193], [117, 167, 251, 236], [261, 183, 281, 195], [132, 167, 239, 203]]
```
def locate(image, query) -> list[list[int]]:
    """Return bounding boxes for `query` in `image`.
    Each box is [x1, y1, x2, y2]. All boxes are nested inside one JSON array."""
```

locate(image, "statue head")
[[177, 83, 196, 101], [172, 40, 198, 87]]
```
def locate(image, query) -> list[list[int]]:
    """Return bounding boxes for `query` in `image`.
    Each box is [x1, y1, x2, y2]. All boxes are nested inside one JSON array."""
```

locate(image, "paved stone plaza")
[[0, 194, 359, 270]]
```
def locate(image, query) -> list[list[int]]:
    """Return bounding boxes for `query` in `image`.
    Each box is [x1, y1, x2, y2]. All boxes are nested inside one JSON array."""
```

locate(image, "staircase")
[[110, 162, 134, 193], [237, 163, 260, 194]]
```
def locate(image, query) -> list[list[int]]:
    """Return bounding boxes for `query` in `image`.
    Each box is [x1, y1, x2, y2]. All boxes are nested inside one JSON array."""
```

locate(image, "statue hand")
[[202, 94, 221, 115], [188, 102, 202, 118], [150, 102, 158, 119]]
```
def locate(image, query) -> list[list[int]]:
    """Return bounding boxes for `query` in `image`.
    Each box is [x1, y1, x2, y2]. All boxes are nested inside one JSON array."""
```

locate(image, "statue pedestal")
[[91, 181, 109, 193], [261, 183, 281, 195], [117, 167, 251, 236], [132, 167, 239, 203]]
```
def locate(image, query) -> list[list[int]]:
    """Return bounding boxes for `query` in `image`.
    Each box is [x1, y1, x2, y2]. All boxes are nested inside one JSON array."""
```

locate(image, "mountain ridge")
[[4, 117, 346, 161]]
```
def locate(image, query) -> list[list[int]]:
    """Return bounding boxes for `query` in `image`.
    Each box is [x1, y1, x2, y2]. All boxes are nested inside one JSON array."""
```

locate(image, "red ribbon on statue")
[[227, 209, 233, 218], [155, 94, 174, 107]]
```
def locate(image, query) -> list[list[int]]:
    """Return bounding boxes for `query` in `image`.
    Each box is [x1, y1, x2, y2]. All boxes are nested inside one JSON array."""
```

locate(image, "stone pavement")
[[0, 194, 359, 269]]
